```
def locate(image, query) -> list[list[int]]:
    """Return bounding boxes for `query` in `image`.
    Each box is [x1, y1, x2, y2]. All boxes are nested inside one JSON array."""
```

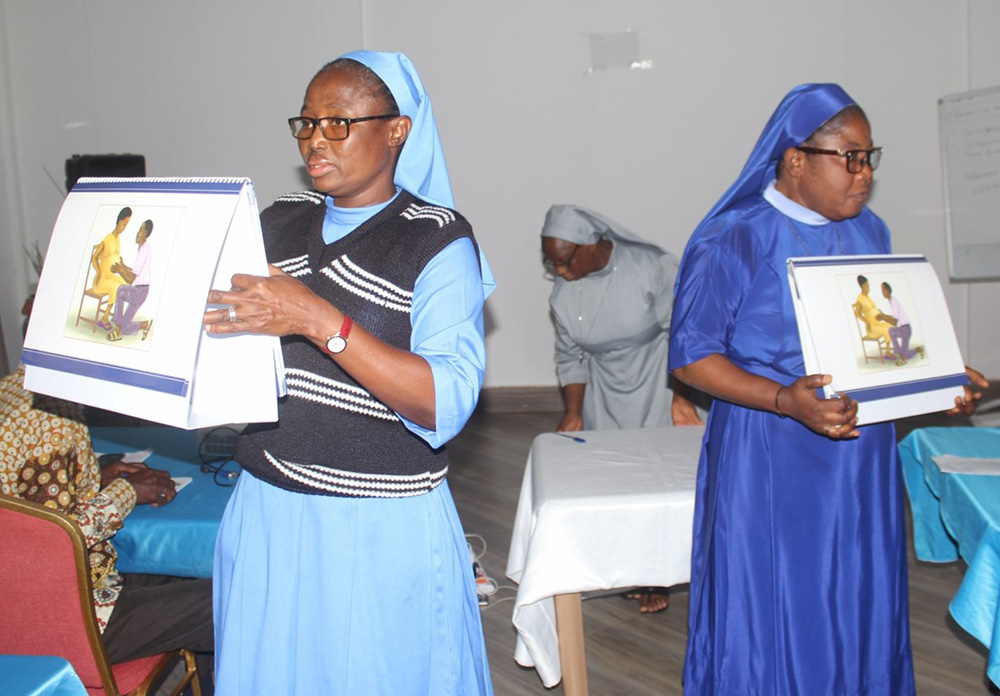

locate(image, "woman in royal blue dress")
[[669, 84, 988, 695]]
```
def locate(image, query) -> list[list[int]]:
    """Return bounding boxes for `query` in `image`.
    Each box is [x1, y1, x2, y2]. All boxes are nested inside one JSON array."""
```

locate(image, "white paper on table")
[[933, 455, 1000, 476], [121, 448, 153, 464], [93, 448, 190, 489], [92, 448, 153, 464]]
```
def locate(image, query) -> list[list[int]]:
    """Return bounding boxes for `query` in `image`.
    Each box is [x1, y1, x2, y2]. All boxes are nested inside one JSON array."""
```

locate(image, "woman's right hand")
[[101, 462, 177, 506], [126, 467, 178, 507], [779, 374, 859, 439]]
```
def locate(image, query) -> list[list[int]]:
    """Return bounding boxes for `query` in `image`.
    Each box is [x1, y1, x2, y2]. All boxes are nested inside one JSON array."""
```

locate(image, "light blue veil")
[[341, 51, 496, 295]]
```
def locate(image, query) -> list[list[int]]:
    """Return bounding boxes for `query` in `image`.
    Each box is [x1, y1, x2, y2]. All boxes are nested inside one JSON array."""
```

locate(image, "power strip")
[[474, 562, 489, 606], [468, 539, 497, 607]]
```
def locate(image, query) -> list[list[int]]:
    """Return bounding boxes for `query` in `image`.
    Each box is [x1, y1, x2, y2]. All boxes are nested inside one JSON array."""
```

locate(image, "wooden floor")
[[445, 408, 998, 696]]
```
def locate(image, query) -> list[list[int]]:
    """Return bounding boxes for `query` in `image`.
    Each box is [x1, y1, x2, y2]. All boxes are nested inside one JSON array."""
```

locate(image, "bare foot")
[[622, 587, 669, 614], [638, 591, 669, 613]]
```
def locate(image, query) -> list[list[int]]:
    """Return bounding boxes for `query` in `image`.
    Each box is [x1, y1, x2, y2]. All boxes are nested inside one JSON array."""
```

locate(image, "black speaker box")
[[65, 154, 146, 192]]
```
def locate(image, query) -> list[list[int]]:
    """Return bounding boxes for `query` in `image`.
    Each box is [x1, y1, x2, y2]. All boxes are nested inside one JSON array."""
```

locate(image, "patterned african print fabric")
[[0, 364, 136, 632]]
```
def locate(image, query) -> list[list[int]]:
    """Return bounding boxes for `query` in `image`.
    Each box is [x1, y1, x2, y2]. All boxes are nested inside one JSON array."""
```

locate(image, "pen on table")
[[554, 432, 586, 444]]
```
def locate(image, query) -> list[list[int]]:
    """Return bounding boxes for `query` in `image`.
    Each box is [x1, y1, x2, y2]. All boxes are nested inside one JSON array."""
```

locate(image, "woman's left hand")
[[203, 265, 332, 340], [671, 390, 704, 426], [946, 366, 990, 416]]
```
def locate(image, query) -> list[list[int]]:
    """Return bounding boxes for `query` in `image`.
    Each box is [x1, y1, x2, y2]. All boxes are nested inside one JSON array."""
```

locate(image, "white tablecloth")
[[505, 426, 704, 687]]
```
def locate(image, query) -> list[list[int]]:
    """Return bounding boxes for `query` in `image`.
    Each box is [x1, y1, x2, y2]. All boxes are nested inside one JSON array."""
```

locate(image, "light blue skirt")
[[213, 472, 493, 696]]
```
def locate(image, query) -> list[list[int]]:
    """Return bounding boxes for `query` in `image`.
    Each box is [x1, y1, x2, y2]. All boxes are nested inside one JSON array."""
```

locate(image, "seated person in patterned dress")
[[0, 364, 214, 694]]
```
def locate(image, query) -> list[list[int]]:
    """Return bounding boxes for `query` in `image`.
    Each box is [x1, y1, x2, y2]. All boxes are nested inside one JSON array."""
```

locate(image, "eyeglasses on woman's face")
[[795, 146, 883, 174], [542, 245, 580, 280], [287, 114, 397, 141]]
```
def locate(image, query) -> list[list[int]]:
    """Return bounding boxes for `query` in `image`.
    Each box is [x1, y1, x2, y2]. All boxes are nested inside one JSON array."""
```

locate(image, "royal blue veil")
[[341, 51, 495, 294], [694, 83, 856, 236]]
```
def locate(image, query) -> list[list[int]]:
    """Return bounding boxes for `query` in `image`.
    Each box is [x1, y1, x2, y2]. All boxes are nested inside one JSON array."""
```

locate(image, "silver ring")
[[823, 424, 832, 435], [159, 493, 167, 498], [227, 306, 237, 323]]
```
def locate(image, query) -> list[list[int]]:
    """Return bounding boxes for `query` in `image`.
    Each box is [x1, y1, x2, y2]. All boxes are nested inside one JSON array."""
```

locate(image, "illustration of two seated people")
[[852, 274, 923, 366], [88, 206, 154, 343]]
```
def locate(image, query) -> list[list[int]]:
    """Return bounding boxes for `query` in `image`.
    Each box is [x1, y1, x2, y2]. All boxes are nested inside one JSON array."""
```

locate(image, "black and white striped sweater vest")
[[234, 190, 478, 497]]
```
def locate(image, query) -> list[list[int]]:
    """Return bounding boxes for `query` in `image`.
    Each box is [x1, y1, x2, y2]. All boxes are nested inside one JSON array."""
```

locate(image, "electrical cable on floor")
[[465, 532, 517, 608]]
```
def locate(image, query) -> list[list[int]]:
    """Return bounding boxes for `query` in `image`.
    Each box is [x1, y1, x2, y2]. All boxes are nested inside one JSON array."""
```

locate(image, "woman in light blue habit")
[[205, 51, 494, 695]]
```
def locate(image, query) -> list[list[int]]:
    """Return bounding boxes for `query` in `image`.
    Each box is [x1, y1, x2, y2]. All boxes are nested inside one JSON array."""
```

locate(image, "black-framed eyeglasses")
[[287, 114, 397, 141], [542, 245, 580, 280], [796, 146, 883, 174]]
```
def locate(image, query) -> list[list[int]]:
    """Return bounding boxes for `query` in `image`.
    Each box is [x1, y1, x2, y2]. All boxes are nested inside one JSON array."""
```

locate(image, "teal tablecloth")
[[0, 655, 87, 696], [898, 426, 1000, 686], [90, 426, 238, 578]]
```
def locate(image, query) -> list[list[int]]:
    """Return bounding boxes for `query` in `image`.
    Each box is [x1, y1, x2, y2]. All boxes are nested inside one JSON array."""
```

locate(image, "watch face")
[[326, 335, 347, 354]]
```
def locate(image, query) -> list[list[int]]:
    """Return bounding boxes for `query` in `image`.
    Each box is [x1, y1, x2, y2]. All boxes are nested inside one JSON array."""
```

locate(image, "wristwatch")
[[324, 315, 353, 354]]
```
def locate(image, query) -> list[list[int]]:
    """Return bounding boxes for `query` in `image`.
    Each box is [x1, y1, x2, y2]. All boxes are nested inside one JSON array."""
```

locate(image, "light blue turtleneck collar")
[[322, 189, 401, 245]]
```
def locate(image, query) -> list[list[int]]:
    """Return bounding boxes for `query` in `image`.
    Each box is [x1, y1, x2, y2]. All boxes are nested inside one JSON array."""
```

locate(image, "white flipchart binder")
[[787, 254, 967, 425], [23, 177, 284, 429]]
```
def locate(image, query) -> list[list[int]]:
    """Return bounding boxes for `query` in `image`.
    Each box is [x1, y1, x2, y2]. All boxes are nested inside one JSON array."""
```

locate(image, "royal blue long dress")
[[669, 186, 915, 695]]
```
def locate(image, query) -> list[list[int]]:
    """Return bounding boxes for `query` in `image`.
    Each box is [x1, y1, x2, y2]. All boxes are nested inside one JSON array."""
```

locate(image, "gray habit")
[[545, 206, 679, 430]]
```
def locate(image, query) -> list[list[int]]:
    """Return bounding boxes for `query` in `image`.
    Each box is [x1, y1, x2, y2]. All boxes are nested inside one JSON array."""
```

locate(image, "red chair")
[[0, 494, 201, 696]]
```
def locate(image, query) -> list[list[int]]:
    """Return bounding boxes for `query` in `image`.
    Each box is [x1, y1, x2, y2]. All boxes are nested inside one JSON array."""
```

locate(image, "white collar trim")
[[763, 180, 830, 226]]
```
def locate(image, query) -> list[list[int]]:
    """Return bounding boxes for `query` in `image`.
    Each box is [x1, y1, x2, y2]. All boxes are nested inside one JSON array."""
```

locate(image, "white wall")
[[2, 0, 998, 385], [0, 1, 23, 372]]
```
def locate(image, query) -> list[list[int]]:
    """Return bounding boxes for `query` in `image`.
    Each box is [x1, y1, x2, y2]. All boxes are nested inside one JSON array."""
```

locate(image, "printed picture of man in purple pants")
[[878, 281, 923, 366], [107, 219, 153, 342]]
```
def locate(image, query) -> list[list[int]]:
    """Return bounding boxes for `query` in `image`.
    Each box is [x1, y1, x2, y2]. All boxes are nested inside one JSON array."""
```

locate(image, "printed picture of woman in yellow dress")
[[852, 274, 897, 362], [88, 206, 131, 329]]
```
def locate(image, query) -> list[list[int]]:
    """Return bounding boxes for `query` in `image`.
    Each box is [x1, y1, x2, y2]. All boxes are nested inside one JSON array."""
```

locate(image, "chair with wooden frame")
[[856, 314, 888, 365], [77, 249, 111, 333], [0, 494, 201, 696]]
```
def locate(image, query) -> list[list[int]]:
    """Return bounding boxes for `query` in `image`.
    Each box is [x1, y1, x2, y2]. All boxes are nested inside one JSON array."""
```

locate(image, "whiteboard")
[[939, 85, 1000, 281]]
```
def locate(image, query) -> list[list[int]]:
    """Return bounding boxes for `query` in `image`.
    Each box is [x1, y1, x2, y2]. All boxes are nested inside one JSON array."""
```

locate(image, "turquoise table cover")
[[90, 426, 238, 578], [898, 426, 1000, 686], [0, 655, 87, 696]]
